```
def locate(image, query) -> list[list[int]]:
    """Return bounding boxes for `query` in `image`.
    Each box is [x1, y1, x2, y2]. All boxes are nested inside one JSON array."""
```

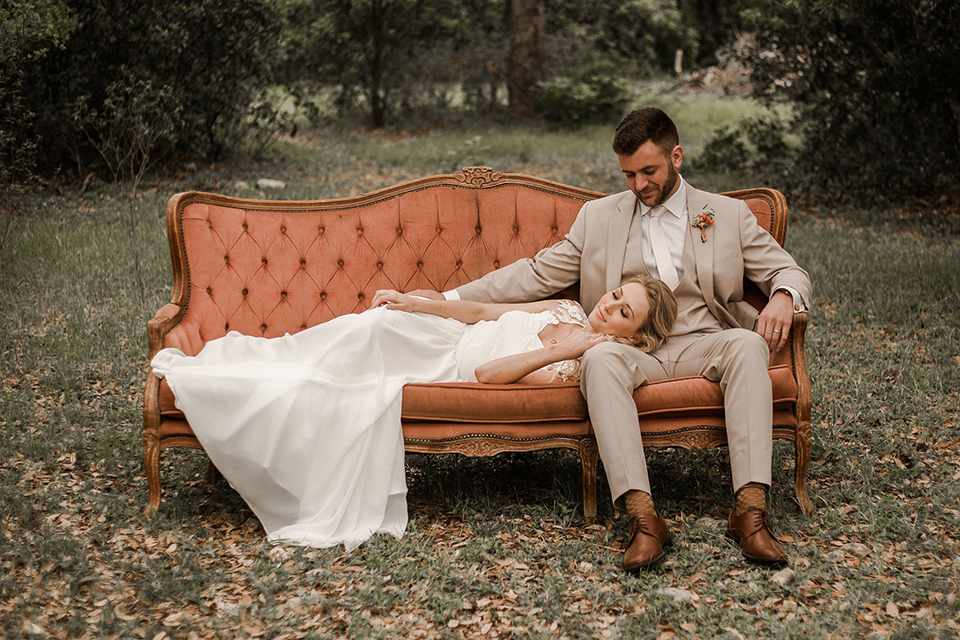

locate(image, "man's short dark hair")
[[612, 107, 679, 156]]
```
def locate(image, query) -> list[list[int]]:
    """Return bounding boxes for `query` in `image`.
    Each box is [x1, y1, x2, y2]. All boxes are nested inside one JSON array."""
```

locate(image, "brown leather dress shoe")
[[623, 513, 672, 572], [727, 507, 789, 567]]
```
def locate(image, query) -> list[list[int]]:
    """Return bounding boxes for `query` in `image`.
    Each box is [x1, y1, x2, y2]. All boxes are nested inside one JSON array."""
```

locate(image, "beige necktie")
[[648, 206, 680, 289]]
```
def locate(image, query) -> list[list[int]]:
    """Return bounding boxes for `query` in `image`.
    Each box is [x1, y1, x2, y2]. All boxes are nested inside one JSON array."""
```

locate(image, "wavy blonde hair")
[[610, 275, 678, 353]]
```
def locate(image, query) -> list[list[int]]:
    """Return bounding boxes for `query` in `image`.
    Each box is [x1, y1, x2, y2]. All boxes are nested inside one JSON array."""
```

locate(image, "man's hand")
[[756, 290, 794, 352], [407, 289, 444, 300]]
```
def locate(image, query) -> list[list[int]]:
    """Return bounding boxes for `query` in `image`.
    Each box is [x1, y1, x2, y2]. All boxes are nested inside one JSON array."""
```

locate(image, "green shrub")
[[745, 0, 960, 200], [695, 110, 793, 184], [537, 75, 631, 126], [9, 0, 281, 179]]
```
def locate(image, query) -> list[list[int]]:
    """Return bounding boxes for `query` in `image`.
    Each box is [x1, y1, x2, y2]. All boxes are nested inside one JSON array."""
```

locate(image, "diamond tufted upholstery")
[[143, 167, 813, 520]]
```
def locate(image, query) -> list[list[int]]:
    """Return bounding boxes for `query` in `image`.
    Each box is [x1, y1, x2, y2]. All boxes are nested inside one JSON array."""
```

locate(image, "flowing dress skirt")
[[151, 308, 465, 551]]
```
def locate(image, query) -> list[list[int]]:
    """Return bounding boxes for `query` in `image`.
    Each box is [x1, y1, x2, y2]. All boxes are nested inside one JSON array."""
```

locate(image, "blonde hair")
[[610, 275, 678, 353]]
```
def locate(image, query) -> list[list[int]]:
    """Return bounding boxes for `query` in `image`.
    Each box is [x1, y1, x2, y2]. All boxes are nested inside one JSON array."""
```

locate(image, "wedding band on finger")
[[773, 329, 781, 334]]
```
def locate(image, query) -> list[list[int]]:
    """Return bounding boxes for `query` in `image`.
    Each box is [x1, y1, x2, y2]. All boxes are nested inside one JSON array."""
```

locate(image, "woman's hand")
[[551, 329, 609, 359], [371, 289, 421, 312]]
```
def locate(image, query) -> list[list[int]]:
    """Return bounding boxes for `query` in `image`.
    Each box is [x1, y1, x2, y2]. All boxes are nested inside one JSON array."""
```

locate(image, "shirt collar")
[[639, 177, 687, 219]]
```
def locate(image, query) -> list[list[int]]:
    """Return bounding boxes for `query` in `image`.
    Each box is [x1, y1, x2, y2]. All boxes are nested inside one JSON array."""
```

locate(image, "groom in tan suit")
[[419, 107, 811, 570]]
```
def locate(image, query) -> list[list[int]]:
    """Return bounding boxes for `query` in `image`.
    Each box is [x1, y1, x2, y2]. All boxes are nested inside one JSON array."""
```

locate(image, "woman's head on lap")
[[588, 275, 677, 353]]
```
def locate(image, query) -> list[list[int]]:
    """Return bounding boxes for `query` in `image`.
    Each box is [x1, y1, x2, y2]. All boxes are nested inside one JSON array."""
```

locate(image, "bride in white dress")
[[150, 276, 676, 550]]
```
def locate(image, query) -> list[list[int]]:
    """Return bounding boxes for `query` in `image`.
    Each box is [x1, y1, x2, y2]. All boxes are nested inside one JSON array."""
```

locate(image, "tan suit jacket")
[[456, 185, 811, 325]]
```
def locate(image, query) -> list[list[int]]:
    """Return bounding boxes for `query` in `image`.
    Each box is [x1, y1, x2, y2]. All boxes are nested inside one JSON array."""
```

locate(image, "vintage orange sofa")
[[143, 167, 813, 520]]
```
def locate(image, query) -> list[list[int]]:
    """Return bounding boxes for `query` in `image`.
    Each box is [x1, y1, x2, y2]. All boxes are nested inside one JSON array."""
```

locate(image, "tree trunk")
[[506, 0, 545, 121]]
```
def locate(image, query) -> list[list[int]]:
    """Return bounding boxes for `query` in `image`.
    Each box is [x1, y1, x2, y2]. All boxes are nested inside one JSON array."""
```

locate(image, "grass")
[[2, 90, 959, 638]]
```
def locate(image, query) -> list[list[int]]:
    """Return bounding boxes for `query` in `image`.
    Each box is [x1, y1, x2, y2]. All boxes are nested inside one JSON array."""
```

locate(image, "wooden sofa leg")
[[205, 460, 222, 485], [143, 433, 162, 519], [795, 420, 814, 515], [579, 437, 599, 523]]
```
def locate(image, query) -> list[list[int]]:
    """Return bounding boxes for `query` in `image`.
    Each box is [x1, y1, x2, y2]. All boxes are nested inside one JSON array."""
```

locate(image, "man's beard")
[[636, 164, 680, 207]]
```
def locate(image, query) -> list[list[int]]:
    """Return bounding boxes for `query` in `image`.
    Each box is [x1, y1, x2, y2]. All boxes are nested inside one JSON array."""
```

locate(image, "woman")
[[151, 276, 676, 550]]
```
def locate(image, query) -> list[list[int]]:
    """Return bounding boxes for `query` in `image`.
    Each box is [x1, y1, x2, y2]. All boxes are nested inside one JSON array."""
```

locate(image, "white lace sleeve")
[[545, 299, 589, 327], [541, 299, 589, 382]]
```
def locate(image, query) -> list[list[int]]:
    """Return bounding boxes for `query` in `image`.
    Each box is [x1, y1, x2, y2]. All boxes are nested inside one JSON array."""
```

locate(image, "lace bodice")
[[454, 299, 592, 383], [541, 300, 590, 382]]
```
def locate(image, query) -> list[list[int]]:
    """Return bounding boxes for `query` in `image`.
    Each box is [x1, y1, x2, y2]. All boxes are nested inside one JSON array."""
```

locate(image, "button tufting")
[[260, 324, 267, 332], [281, 291, 287, 299], [206, 287, 212, 295], [396, 228, 403, 236], [242, 288, 248, 296], [357, 227, 363, 236], [376, 262, 383, 269], [494, 260, 500, 267], [417, 261, 424, 269], [357, 293, 364, 300], [224, 255, 230, 264], [513, 226, 519, 234], [262, 258, 268, 265], [299, 259, 306, 267], [436, 227, 442, 234], [225, 323, 229, 330], [551, 227, 558, 234], [242, 223, 248, 231], [475, 226, 482, 234], [318, 226, 325, 234], [456, 261, 463, 267], [320, 292, 327, 300], [300, 324, 307, 331], [337, 259, 344, 267], [280, 226, 286, 233]]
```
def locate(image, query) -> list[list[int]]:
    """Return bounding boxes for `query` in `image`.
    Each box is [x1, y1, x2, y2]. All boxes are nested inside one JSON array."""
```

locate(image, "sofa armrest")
[[789, 312, 812, 425], [147, 304, 183, 358]]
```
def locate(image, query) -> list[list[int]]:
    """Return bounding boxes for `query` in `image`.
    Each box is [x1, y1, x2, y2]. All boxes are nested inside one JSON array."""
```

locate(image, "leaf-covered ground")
[[2, 125, 959, 638]]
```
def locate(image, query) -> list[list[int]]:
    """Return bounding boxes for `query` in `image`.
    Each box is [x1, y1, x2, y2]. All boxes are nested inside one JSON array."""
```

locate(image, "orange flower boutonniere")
[[692, 209, 715, 243]]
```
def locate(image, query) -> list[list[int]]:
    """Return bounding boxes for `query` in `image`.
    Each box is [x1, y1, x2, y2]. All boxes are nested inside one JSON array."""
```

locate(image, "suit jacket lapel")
[[686, 188, 722, 321], [604, 193, 636, 293]]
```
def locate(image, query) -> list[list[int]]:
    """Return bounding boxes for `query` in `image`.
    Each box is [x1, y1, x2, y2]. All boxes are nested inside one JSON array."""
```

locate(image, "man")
[[415, 107, 811, 570]]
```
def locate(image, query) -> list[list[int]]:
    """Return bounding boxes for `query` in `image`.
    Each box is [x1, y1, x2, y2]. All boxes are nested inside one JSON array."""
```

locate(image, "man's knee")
[[725, 329, 769, 362], [581, 342, 651, 393]]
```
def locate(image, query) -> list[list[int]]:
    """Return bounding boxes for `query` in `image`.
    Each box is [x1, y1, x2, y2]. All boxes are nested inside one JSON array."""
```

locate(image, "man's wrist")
[[774, 286, 806, 313]]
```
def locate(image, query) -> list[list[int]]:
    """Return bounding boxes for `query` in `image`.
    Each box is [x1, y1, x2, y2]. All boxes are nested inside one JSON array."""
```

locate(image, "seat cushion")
[[158, 364, 798, 440]]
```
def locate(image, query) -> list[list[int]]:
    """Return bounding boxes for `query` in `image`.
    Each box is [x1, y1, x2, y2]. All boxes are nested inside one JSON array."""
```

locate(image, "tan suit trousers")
[[580, 329, 773, 507]]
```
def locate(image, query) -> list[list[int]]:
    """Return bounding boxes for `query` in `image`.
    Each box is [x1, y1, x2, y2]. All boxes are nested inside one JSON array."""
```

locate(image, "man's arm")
[[736, 200, 812, 352]]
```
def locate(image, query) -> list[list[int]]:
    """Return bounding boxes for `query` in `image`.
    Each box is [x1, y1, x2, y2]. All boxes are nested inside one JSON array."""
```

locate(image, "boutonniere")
[[692, 209, 715, 243]]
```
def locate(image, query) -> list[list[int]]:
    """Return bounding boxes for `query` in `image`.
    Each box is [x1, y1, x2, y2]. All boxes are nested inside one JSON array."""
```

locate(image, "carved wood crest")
[[454, 166, 504, 187]]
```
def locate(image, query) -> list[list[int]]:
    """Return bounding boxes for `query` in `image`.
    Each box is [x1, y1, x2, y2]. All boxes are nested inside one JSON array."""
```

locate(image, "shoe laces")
[[743, 507, 775, 537]]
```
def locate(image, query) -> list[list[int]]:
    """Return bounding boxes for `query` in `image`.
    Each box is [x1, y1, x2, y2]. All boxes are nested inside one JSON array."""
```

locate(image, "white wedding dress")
[[151, 301, 588, 551]]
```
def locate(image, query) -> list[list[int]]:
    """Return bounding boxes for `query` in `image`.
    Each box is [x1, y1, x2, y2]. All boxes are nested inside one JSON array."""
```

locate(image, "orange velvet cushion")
[[158, 365, 798, 436]]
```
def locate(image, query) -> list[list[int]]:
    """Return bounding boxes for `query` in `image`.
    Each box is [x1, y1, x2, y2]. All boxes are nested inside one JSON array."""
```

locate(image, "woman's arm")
[[475, 329, 607, 384], [370, 289, 557, 324]]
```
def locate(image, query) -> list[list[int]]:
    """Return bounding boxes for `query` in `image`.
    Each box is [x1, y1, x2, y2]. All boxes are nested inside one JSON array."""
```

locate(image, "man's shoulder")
[[686, 184, 744, 210], [584, 190, 635, 209]]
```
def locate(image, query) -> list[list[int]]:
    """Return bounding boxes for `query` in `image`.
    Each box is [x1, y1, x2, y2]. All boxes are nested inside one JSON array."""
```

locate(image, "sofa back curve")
[[157, 167, 786, 357]]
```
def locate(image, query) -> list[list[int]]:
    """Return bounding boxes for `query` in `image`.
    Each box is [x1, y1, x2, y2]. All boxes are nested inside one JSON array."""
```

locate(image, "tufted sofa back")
[[156, 167, 786, 358], [159, 168, 602, 355]]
